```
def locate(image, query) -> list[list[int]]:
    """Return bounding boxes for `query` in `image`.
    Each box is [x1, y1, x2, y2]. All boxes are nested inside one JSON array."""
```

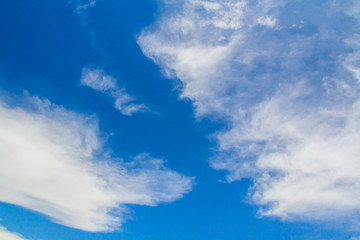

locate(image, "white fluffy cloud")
[[80, 68, 147, 115], [214, 84, 360, 220], [0, 226, 29, 240], [0, 96, 193, 232], [139, 0, 360, 226]]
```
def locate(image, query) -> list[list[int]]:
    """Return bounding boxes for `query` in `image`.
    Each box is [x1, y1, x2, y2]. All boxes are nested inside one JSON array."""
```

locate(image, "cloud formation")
[[80, 67, 147, 115], [139, 0, 360, 226], [0, 226, 29, 240], [0, 95, 193, 232]]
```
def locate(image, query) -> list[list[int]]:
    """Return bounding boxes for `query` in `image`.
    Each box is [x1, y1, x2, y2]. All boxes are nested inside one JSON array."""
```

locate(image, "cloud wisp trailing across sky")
[[0, 95, 193, 232], [69, 1, 147, 116], [80, 67, 148, 115], [138, 0, 360, 228], [68, 0, 96, 15]]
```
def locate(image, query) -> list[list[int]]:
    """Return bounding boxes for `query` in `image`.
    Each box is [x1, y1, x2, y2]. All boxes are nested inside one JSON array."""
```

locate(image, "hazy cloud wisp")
[[80, 68, 147, 115]]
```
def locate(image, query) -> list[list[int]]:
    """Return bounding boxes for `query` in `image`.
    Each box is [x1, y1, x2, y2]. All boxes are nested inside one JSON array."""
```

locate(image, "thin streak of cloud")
[[80, 67, 148, 116], [68, 0, 96, 15]]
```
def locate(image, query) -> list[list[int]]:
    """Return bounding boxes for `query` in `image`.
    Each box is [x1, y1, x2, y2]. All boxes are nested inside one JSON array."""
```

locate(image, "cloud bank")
[[138, 0, 360, 225], [0, 95, 193, 232], [80, 67, 147, 115]]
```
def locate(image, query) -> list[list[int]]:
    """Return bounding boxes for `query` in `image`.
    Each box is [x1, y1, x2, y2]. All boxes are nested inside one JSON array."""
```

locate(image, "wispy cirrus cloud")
[[0, 226, 30, 240], [0, 94, 193, 232], [68, 1, 146, 116], [138, 0, 360, 228], [80, 67, 148, 115], [68, 0, 96, 15]]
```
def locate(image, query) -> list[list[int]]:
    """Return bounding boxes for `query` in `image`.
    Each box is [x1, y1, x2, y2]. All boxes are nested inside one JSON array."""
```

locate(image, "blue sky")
[[1, 0, 360, 239]]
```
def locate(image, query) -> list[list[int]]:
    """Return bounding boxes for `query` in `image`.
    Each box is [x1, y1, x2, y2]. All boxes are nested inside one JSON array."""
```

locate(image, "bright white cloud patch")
[[80, 68, 147, 115], [0, 96, 193, 232], [139, 0, 360, 226], [0, 226, 29, 240]]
